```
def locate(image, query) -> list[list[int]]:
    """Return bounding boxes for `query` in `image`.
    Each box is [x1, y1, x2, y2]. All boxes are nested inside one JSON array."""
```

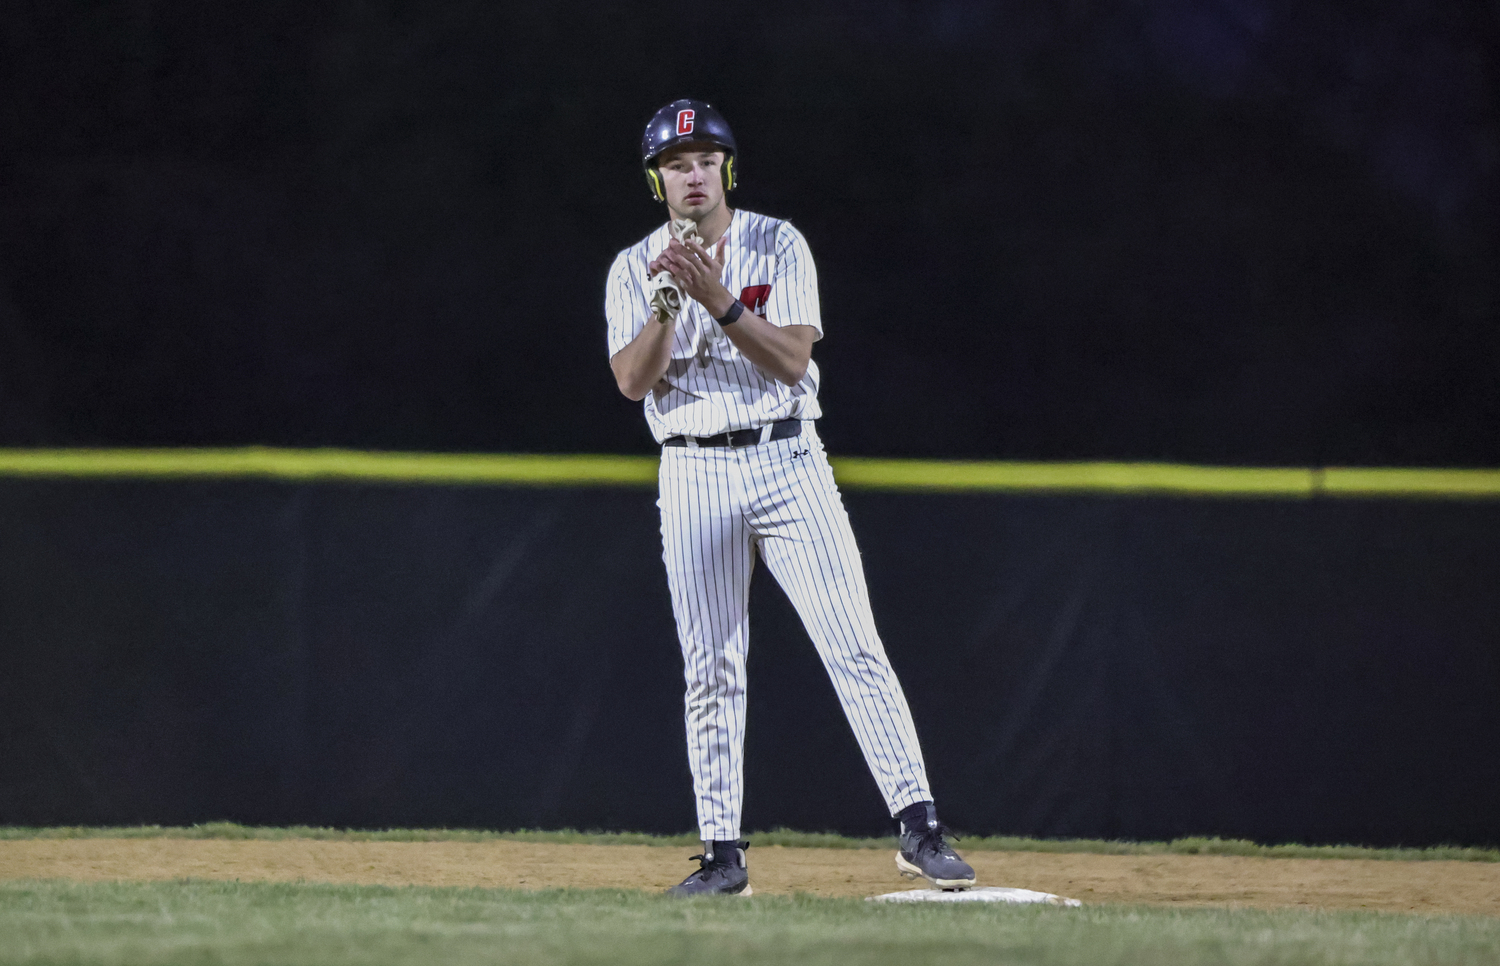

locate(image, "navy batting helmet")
[[641, 98, 738, 202]]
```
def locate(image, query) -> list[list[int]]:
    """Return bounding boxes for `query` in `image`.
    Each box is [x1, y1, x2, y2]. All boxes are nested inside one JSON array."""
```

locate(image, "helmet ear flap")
[[646, 166, 665, 202], [722, 155, 736, 192]]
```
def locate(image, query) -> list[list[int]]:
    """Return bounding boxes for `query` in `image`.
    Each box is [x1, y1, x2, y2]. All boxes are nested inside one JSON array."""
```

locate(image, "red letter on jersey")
[[677, 110, 695, 135], [739, 285, 771, 315]]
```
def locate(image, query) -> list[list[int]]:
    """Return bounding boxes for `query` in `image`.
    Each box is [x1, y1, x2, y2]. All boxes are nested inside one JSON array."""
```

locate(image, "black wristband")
[[715, 299, 745, 326]]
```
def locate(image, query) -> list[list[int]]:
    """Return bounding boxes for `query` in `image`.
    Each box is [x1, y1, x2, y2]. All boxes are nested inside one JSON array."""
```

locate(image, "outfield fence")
[[1, 448, 1496, 846]]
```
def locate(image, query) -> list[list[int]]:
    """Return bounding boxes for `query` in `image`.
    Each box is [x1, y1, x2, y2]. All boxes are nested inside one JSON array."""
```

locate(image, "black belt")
[[663, 419, 803, 449]]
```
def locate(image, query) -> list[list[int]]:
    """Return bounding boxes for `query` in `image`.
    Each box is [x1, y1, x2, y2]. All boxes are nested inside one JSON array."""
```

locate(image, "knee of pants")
[[685, 677, 745, 706]]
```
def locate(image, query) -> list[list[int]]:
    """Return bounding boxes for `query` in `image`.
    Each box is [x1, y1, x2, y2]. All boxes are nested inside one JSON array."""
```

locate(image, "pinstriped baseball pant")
[[658, 421, 932, 841]]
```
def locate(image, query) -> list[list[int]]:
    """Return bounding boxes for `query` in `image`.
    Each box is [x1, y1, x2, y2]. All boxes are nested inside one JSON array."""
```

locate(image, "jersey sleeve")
[[764, 222, 823, 338], [605, 249, 647, 358]]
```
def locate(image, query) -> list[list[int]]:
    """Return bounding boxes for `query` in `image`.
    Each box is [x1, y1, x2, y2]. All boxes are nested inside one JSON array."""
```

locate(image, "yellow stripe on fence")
[[0, 448, 1496, 499], [827, 459, 1315, 496], [1319, 468, 1500, 498], [0, 448, 660, 487]]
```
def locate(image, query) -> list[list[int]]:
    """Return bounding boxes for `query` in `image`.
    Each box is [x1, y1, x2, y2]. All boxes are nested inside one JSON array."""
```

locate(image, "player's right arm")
[[606, 249, 673, 401], [610, 312, 675, 401]]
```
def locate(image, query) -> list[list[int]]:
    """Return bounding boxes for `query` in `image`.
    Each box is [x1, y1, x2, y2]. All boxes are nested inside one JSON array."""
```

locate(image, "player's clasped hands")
[[652, 237, 728, 308]]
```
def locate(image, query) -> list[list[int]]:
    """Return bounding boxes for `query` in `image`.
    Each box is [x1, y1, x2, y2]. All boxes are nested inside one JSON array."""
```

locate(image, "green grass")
[[3, 823, 1496, 862], [2, 880, 1496, 966]]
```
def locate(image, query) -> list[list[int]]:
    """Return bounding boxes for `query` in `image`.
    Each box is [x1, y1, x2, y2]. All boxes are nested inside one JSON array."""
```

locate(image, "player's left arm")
[[656, 237, 815, 385]]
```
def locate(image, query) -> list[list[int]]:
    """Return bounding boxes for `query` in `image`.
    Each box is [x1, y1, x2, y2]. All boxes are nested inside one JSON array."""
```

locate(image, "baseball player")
[[606, 99, 974, 897]]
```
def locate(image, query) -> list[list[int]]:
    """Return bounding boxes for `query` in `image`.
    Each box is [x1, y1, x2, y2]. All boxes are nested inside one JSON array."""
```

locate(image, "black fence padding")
[[1, 480, 1496, 846]]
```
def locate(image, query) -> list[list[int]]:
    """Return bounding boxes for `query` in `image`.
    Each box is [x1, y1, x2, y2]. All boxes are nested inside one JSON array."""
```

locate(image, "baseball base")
[[868, 886, 1082, 906]]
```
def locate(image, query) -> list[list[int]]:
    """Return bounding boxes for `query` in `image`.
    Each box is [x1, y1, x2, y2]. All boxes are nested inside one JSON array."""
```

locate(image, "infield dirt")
[[2, 839, 1497, 916]]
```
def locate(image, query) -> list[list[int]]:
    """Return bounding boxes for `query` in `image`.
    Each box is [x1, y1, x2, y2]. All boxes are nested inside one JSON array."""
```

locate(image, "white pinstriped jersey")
[[605, 209, 824, 442]]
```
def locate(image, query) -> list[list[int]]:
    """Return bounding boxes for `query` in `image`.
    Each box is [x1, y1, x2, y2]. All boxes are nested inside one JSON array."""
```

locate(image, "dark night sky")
[[2, 0, 1496, 463]]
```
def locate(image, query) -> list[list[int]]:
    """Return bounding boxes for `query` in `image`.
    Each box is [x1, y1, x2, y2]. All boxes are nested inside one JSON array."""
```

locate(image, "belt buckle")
[[730, 424, 776, 449]]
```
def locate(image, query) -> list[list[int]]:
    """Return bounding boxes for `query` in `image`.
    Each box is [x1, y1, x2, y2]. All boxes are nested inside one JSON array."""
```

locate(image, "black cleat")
[[895, 803, 976, 890], [665, 840, 752, 897]]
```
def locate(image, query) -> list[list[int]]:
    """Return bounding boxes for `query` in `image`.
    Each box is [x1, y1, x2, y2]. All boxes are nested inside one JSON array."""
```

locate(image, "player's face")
[[657, 144, 726, 219]]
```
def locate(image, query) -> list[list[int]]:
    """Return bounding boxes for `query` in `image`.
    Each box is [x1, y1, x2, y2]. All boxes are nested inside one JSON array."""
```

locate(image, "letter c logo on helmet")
[[642, 98, 738, 202]]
